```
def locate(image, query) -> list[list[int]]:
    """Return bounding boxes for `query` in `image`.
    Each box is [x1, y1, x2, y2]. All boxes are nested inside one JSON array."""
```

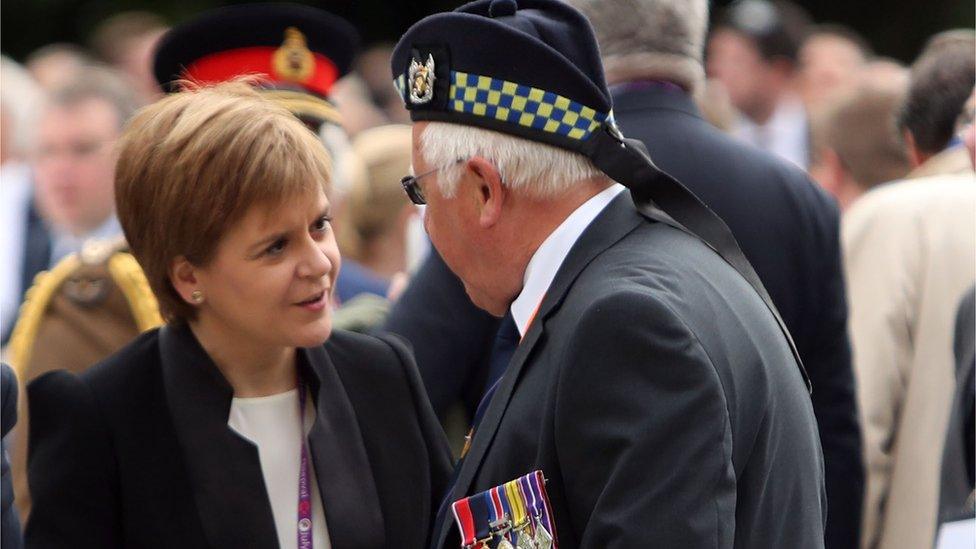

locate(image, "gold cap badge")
[[272, 27, 315, 84]]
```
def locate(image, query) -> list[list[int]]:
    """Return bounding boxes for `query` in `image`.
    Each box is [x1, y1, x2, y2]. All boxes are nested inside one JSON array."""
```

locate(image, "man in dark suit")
[[567, 1, 861, 546], [392, 0, 825, 546]]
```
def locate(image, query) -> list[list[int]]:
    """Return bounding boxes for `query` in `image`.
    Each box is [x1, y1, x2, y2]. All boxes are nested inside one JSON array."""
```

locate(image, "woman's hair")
[[115, 79, 332, 322]]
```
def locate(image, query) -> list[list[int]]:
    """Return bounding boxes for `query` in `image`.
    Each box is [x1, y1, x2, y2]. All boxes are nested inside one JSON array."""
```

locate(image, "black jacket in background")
[[24, 324, 452, 549], [613, 85, 861, 548], [2, 363, 23, 549]]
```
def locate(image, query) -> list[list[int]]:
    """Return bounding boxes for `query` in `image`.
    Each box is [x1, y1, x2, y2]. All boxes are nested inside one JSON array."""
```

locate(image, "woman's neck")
[[188, 320, 297, 398]]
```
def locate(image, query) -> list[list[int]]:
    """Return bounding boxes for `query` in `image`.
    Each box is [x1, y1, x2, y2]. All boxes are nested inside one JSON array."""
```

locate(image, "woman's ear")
[[169, 256, 200, 305]]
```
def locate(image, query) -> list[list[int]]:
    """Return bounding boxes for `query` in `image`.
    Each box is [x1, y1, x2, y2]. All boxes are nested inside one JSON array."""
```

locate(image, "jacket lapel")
[[435, 192, 645, 548], [159, 324, 278, 548], [300, 344, 386, 549]]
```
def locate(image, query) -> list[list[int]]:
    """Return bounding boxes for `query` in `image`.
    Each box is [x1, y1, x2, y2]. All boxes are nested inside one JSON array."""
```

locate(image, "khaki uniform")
[[7, 238, 162, 517]]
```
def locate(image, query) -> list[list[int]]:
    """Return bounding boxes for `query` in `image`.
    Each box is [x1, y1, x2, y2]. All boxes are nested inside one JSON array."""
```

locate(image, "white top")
[[733, 95, 810, 169], [0, 161, 33, 336], [228, 389, 332, 549], [510, 183, 627, 336]]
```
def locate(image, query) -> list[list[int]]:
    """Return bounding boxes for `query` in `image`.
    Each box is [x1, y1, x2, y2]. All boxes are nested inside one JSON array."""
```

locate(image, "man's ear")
[[903, 129, 926, 169], [465, 156, 506, 228], [169, 256, 200, 305]]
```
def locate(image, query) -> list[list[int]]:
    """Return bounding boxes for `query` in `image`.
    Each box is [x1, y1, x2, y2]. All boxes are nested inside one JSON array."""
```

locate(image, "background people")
[[843, 30, 976, 549]]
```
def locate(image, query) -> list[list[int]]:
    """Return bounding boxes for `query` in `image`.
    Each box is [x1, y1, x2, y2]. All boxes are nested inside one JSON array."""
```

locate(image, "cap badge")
[[272, 27, 315, 84], [408, 54, 436, 104]]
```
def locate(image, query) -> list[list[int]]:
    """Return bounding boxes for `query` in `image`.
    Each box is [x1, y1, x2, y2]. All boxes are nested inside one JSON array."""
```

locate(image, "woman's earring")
[[190, 290, 204, 304]]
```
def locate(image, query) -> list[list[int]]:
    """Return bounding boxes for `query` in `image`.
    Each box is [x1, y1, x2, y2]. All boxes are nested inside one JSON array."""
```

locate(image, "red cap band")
[[183, 46, 339, 97]]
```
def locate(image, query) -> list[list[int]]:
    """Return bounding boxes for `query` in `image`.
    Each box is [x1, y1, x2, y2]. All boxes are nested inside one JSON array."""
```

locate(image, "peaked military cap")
[[154, 3, 359, 128], [391, 0, 812, 391]]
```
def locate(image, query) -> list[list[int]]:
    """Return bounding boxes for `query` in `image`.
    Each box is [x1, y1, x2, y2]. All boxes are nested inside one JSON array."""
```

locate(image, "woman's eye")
[[312, 216, 331, 232], [265, 238, 287, 256]]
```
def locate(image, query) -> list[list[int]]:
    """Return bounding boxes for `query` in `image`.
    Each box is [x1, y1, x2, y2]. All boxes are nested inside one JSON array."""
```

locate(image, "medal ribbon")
[[505, 480, 527, 529], [529, 471, 557, 545], [453, 471, 558, 548], [297, 377, 313, 549], [453, 487, 493, 547]]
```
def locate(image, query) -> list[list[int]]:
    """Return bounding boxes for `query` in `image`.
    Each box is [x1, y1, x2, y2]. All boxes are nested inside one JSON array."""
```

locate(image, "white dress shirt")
[[510, 183, 627, 336]]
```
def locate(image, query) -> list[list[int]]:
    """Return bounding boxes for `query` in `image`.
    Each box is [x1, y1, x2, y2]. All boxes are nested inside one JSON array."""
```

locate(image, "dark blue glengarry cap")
[[391, 0, 617, 153], [391, 0, 812, 394]]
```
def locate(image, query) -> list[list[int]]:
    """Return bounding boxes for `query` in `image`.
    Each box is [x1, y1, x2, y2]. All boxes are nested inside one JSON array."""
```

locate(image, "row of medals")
[[484, 513, 553, 549]]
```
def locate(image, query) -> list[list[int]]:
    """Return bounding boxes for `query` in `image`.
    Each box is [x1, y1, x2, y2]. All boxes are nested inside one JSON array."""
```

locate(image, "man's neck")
[[508, 179, 620, 334], [189, 320, 297, 398]]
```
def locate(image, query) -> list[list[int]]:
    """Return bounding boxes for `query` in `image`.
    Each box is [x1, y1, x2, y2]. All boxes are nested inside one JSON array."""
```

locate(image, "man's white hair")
[[565, 0, 708, 92], [419, 122, 604, 199]]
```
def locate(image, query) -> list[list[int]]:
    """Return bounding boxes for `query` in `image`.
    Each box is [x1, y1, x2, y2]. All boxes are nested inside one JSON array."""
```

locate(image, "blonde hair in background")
[[336, 124, 414, 263], [114, 79, 332, 322], [419, 122, 604, 199]]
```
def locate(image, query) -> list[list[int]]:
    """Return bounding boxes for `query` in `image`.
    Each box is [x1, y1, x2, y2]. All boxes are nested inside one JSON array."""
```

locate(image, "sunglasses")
[[400, 158, 466, 205]]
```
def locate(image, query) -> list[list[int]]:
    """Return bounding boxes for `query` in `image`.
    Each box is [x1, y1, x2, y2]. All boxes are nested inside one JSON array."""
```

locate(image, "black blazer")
[[433, 193, 826, 548], [25, 324, 452, 549], [612, 86, 860, 548]]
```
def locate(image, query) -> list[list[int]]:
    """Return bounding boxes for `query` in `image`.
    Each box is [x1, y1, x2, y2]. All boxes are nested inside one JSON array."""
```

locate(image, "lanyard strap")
[[297, 377, 313, 549]]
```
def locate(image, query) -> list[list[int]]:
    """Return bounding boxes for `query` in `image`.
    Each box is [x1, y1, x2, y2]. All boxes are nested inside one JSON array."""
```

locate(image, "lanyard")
[[297, 377, 313, 549]]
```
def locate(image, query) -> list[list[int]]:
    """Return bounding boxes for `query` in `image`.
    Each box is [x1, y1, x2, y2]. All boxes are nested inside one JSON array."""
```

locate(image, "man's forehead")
[[42, 97, 120, 127]]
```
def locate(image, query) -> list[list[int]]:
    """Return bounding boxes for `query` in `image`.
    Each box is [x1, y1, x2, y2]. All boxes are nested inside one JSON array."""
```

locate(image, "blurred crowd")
[[0, 1, 973, 548]]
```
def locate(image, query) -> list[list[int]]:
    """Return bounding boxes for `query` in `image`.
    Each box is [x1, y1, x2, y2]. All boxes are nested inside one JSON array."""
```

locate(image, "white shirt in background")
[[228, 389, 332, 549], [0, 161, 33, 335], [733, 95, 810, 169]]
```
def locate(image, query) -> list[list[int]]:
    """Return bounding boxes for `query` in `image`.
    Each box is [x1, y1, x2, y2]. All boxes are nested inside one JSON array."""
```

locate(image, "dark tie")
[[429, 313, 520, 549]]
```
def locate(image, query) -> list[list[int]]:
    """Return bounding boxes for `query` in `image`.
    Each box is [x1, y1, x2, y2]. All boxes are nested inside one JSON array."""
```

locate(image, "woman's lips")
[[296, 291, 327, 312]]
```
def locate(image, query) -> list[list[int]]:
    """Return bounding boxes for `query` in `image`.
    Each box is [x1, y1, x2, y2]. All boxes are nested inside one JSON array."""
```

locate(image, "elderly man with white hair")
[[392, 1, 826, 547]]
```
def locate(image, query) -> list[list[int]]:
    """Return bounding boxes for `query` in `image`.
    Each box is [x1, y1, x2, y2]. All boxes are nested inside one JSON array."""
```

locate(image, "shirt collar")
[[49, 215, 122, 266], [510, 183, 627, 336]]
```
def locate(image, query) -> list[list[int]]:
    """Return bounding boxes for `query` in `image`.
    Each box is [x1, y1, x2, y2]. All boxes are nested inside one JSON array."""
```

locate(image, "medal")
[[533, 519, 553, 549], [515, 527, 536, 549]]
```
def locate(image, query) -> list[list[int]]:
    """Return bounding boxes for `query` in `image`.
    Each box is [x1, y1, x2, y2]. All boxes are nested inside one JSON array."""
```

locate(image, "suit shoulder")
[[323, 329, 408, 380], [77, 328, 162, 397]]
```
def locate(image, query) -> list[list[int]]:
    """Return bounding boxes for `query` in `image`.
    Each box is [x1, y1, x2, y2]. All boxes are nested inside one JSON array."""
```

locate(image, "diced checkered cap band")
[[396, 70, 612, 141]]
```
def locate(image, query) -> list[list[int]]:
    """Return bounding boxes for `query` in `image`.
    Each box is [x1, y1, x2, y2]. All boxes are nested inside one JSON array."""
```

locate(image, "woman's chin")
[[291, 318, 333, 348]]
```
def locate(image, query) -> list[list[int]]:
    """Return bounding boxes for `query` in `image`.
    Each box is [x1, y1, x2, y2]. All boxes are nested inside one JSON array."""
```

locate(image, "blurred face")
[[119, 31, 165, 103], [798, 35, 865, 112], [33, 98, 120, 235], [707, 29, 775, 121], [190, 188, 340, 351]]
